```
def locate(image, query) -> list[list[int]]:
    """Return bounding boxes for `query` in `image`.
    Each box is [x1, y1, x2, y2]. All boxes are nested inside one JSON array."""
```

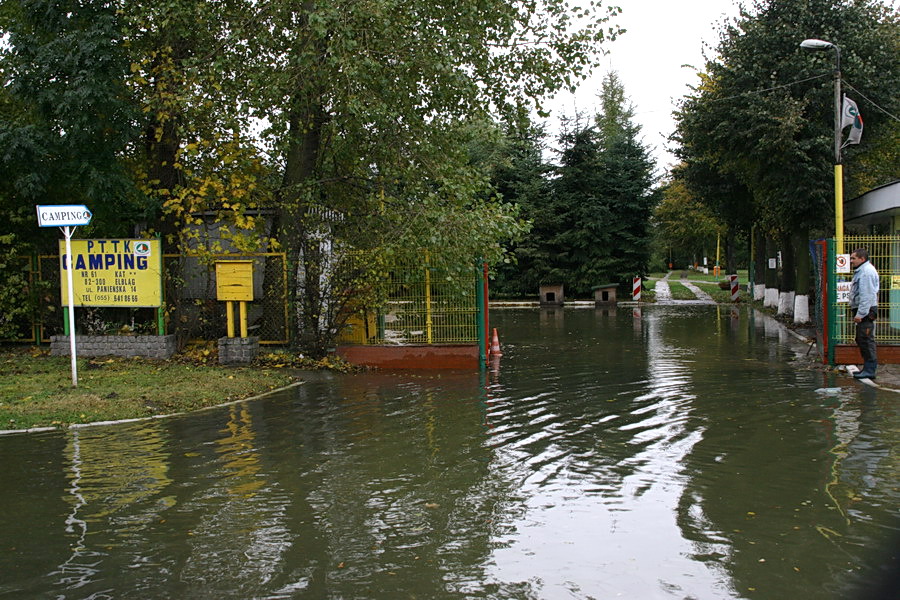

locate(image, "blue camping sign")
[[36, 205, 93, 228]]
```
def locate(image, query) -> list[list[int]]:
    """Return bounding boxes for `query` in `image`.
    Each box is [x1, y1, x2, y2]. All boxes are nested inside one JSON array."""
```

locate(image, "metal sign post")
[[62, 225, 78, 386], [36, 205, 92, 387]]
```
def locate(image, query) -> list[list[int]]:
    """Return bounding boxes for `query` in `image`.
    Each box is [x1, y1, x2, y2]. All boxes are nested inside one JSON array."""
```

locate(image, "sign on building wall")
[[59, 239, 162, 307]]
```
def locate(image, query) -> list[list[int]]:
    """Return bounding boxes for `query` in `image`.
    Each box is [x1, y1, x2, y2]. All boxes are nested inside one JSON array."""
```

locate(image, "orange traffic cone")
[[490, 328, 503, 357]]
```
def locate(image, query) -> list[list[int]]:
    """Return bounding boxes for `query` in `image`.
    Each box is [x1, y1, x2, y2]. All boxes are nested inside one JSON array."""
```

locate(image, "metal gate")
[[814, 236, 900, 364]]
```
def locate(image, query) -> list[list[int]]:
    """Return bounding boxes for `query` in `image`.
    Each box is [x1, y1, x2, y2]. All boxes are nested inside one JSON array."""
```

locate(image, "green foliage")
[[1, 0, 625, 355], [653, 178, 724, 265], [0, 235, 38, 339], [674, 0, 899, 235], [492, 73, 658, 298], [0, 0, 141, 242], [241, 0, 621, 349], [489, 117, 554, 296]]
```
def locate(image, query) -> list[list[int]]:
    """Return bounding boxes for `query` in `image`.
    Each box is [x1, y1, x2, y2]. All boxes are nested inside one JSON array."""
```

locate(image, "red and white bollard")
[[728, 274, 739, 302], [632, 276, 642, 302]]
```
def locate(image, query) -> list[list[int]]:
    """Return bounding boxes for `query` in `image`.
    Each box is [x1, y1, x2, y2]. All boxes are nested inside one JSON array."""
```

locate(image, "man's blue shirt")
[[850, 260, 879, 319]]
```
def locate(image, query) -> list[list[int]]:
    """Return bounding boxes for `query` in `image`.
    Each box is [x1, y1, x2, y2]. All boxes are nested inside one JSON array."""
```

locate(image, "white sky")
[[545, 0, 742, 174]]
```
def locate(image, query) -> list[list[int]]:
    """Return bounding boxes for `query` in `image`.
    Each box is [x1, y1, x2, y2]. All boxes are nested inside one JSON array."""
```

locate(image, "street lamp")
[[800, 38, 843, 253]]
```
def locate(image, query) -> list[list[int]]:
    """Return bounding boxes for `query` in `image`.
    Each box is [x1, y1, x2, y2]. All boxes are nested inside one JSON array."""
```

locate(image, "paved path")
[[654, 272, 673, 302], [652, 273, 715, 305], [680, 281, 715, 304]]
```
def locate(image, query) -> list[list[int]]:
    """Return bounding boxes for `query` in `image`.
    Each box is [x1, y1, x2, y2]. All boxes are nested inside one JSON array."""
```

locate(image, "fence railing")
[[833, 236, 900, 344], [814, 235, 900, 363], [337, 259, 482, 346], [5, 252, 288, 345]]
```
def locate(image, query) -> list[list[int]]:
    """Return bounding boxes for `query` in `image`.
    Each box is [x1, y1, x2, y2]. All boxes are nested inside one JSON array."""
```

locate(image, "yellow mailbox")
[[216, 260, 254, 301], [215, 261, 254, 337]]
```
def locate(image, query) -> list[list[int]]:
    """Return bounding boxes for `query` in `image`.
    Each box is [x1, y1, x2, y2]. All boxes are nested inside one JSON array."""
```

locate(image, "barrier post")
[[632, 277, 642, 301], [728, 274, 739, 302]]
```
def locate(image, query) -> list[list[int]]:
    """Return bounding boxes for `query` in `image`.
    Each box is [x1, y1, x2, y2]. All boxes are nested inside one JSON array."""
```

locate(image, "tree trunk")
[[753, 226, 766, 301], [275, 101, 328, 353], [764, 235, 778, 308], [793, 228, 811, 324], [725, 224, 738, 273], [777, 230, 795, 316]]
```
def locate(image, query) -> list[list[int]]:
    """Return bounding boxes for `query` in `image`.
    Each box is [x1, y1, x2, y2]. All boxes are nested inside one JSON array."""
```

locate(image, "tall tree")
[[238, 0, 621, 351], [487, 115, 552, 298], [551, 120, 610, 294], [653, 177, 723, 268], [592, 72, 658, 286], [0, 0, 140, 245], [676, 0, 899, 239], [501, 73, 657, 297], [674, 0, 898, 318], [1, 0, 625, 354]]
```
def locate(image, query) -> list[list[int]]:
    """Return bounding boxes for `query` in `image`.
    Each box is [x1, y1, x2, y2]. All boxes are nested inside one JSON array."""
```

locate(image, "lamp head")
[[800, 38, 835, 50]]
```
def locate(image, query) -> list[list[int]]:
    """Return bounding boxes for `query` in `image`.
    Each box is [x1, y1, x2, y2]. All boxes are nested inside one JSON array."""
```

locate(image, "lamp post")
[[800, 38, 843, 253]]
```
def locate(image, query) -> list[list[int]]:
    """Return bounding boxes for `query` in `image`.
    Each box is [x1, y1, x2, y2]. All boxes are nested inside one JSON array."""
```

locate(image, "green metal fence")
[[337, 258, 484, 347], [832, 236, 900, 344], [6, 253, 288, 345], [817, 235, 900, 363]]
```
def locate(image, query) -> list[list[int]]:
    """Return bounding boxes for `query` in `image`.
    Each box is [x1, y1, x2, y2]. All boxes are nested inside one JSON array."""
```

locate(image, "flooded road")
[[1, 306, 897, 599]]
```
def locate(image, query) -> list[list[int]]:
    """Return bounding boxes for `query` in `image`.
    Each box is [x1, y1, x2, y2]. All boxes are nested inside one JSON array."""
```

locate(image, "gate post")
[[476, 261, 487, 367], [826, 239, 836, 365]]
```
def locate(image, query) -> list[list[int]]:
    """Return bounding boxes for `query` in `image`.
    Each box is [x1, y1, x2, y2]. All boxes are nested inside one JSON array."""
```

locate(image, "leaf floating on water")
[[425, 502, 439, 509]]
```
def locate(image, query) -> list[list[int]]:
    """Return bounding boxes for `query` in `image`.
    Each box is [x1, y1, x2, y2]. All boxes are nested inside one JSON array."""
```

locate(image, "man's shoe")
[[854, 370, 876, 379]]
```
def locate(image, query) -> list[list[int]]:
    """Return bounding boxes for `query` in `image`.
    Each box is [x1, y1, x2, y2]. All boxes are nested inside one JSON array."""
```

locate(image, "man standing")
[[849, 248, 880, 379]]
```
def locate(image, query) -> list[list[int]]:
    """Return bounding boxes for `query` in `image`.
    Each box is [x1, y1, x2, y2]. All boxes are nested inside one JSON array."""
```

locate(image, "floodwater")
[[1, 306, 898, 600]]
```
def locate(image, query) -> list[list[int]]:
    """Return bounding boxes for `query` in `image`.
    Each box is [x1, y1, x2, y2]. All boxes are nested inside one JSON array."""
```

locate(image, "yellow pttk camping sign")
[[59, 239, 163, 307]]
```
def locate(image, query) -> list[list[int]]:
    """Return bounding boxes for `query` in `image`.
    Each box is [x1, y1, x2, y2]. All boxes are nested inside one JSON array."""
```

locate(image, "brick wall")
[[50, 335, 176, 359]]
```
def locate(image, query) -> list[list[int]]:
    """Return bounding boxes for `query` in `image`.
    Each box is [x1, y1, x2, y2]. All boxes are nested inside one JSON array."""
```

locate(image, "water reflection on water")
[[1, 306, 897, 599]]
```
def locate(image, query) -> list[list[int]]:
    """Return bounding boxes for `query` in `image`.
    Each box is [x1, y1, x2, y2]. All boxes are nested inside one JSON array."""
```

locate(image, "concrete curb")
[[762, 311, 900, 394]]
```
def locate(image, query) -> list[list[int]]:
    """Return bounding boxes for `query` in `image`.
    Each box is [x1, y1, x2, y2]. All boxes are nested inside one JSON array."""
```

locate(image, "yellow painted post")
[[226, 301, 235, 338], [425, 253, 433, 344], [835, 164, 844, 255], [240, 301, 248, 338], [715, 233, 721, 277]]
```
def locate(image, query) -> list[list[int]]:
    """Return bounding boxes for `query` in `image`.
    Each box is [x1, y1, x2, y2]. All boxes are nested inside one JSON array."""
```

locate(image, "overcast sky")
[[545, 0, 742, 174]]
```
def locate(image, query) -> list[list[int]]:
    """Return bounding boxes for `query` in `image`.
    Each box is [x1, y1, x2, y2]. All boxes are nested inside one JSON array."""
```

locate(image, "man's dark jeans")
[[855, 317, 877, 366]]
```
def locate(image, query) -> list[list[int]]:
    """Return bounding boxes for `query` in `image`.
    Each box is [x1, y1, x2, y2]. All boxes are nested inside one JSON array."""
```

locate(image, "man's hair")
[[852, 248, 870, 261]]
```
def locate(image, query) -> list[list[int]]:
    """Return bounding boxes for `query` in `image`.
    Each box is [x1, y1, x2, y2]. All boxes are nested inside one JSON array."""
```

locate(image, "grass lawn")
[[680, 269, 749, 283], [693, 281, 748, 303], [667, 281, 700, 300], [648, 270, 750, 283], [0, 346, 344, 430]]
